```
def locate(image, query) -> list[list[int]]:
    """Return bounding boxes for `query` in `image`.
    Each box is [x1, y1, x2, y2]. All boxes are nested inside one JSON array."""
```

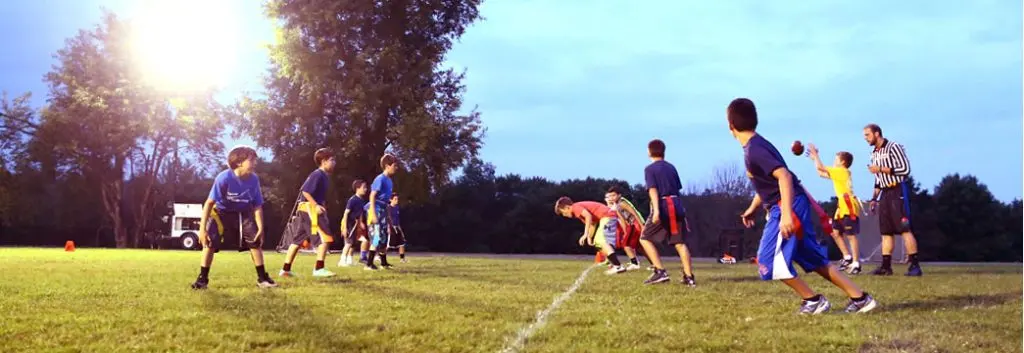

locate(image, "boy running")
[[639, 139, 696, 286], [806, 143, 864, 274], [605, 186, 650, 270], [339, 180, 368, 267], [555, 197, 627, 275], [364, 154, 400, 270], [280, 148, 337, 278], [727, 98, 877, 314], [190, 145, 276, 289], [387, 193, 409, 263]]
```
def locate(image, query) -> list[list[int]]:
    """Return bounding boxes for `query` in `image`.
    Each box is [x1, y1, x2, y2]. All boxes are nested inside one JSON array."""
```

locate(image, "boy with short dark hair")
[[638, 139, 696, 286], [555, 197, 628, 275], [191, 145, 276, 289], [728, 97, 877, 314], [281, 148, 337, 278], [364, 154, 400, 270], [387, 193, 409, 263], [605, 186, 650, 270], [339, 180, 369, 267], [806, 144, 864, 274]]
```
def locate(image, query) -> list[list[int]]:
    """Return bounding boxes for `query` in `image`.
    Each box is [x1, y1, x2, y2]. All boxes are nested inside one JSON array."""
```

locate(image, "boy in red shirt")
[[555, 197, 627, 275]]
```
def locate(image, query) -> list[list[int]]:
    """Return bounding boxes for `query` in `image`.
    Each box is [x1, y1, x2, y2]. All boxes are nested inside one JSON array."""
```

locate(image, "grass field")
[[0, 248, 1020, 353]]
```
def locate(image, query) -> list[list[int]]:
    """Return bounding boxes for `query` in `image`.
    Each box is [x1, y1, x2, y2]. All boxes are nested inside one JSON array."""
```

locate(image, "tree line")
[[1, 2, 1020, 262]]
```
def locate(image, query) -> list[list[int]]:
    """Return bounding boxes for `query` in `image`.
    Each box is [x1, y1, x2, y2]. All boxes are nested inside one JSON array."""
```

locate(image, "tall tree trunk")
[[100, 156, 127, 248], [131, 139, 166, 248]]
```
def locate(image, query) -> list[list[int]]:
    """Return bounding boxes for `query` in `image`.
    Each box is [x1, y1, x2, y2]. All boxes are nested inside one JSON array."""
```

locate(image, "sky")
[[1, 0, 1021, 202]]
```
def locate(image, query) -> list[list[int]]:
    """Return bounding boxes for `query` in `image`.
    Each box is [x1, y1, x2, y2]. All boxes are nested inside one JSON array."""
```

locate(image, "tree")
[[932, 174, 1008, 261], [234, 0, 485, 212]]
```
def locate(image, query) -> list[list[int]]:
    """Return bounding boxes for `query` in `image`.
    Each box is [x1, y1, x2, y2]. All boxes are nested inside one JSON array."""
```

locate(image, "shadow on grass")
[[345, 281, 523, 315], [858, 338, 947, 353], [397, 267, 574, 291], [885, 292, 1020, 312], [920, 267, 1022, 275], [201, 290, 367, 352]]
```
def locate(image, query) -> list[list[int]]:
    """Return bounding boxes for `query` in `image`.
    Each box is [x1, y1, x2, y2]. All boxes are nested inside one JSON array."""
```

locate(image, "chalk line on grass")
[[498, 263, 599, 353]]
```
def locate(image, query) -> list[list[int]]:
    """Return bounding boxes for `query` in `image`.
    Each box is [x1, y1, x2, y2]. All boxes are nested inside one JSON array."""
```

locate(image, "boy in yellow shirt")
[[807, 144, 863, 274]]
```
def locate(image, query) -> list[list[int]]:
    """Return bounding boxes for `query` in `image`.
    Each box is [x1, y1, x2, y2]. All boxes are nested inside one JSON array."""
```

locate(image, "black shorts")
[[343, 222, 365, 245], [205, 209, 260, 252], [641, 215, 687, 245], [878, 183, 912, 235], [388, 226, 407, 247], [285, 208, 333, 247], [832, 215, 860, 236]]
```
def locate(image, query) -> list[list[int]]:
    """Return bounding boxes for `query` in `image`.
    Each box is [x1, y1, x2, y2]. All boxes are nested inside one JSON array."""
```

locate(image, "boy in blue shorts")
[[339, 180, 368, 267], [728, 98, 877, 314], [364, 154, 400, 270], [280, 148, 337, 278], [639, 139, 696, 286], [190, 145, 277, 289]]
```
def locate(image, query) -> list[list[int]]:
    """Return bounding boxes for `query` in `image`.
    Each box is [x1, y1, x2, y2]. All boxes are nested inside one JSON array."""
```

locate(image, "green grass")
[[0, 248, 1020, 353]]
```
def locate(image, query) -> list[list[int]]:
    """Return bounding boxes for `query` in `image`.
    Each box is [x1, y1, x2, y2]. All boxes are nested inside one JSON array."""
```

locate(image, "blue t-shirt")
[[208, 169, 264, 212], [299, 169, 329, 205], [345, 195, 367, 228], [388, 205, 401, 225], [370, 173, 393, 205], [644, 160, 683, 198], [744, 134, 805, 207]]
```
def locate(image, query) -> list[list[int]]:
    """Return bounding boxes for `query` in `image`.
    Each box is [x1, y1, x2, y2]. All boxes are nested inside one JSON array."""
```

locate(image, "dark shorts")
[[388, 226, 407, 248], [832, 215, 860, 236], [641, 196, 687, 245], [343, 222, 365, 245], [204, 209, 260, 252], [878, 183, 912, 235], [286, 208, 333, 247]]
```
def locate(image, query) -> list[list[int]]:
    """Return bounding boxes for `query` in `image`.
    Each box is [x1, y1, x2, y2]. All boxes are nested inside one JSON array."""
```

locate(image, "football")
[[791, 140, 805, 156]]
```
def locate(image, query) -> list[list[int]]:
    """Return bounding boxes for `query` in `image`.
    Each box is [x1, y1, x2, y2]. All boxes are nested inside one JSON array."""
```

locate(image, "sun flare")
[[130, 0, 242, 92]]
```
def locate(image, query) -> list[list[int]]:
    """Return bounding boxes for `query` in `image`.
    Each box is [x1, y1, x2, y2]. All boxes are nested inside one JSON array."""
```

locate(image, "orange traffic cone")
[[64, 240, 75, 252], [594, 251, 606, 263], [301, 240, 311, 249]]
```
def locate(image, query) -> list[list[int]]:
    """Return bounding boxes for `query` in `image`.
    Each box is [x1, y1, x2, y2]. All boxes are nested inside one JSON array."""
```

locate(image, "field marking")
[[499, 263, 600, 353]]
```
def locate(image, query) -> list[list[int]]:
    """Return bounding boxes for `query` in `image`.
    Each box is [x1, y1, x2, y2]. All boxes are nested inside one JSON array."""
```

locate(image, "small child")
[[190, 145, 276, 289], [364, 154, 400, 270], [638, 139, 696, 286], [555, 197, 628, 275], [806, 143, 864, 274], [605, 186, 651, 270], [387, 193, 409, 263], [280, 148, 337, 278], [339, 180, 368, 267], [727, 97, 876, 314]]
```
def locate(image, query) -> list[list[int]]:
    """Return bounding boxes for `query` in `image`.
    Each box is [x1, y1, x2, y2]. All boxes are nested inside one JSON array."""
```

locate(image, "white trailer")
[[160, 203, 205, 250]]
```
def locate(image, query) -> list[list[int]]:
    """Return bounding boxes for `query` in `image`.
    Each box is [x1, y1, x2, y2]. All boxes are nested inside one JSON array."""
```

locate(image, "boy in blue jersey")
[[280, 148, 337, 278], [364, 153, 400, 270], [728, 98, 877, 314], [639, 139, 696, 286], [339, 180, 369, 267], [387, 193, 409, 263], [191, 146, 276, 289]]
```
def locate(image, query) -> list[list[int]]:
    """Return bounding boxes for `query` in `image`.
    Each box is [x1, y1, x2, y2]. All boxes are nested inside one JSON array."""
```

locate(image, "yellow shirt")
[[826, 167, 862, 218]]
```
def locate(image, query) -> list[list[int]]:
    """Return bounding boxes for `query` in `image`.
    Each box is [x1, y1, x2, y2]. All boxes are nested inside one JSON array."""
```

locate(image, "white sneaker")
[[604, 265, 627, 275], [625, 263, 641, 271], [338, 259, 350, 267]]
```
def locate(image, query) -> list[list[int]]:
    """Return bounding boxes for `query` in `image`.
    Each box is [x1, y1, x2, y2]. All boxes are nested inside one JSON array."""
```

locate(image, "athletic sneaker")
[[838, 258, 852, 271], [604, 265, 627, 275], [680, 275, 696, 287], [798, 296, 831, 315], [364, 264, 379, 271], [847, 263, 862, 275], [338, 259, 350, 267], [625, 263, 641, 271], [257, 277, 278, 288], [643, 269, 670, 285], [905, 264, 923, 277], [190, 277, 209, 290], [381, 263, 394, 269], [400, 258, 408, 263], [312, 268, 336, 277], [844, 293, 878, 313], [871, 266, 893, 276], [279, 270, 297, 278]]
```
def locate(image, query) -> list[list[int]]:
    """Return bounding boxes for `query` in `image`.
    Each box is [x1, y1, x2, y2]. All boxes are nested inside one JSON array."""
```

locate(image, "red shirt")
[[570, 201, 613, 225]]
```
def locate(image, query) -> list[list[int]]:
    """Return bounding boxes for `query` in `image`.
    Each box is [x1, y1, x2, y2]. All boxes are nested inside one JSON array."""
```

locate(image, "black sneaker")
[[643, 269, 670, 285], [798, 296, 831, 315], [838, 258, 852, 271], [257, 277, 278, 288], [871, 266, 893, 276], [680, 275, 696, 287], [381, 263, 394, 269], [844, 293, 878, 313], [364, 263, 379, 271], [191, 277, 209, 290], [905, 264, 923, 277]]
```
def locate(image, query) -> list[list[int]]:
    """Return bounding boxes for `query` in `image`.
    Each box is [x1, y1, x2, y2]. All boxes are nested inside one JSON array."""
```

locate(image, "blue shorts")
[[756, 194, 830, 281], [364, 201, 389, 249]]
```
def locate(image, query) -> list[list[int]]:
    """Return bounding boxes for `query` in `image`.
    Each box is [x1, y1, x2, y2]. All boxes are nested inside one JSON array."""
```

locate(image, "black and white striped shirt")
[[870, 139, 911, 189]]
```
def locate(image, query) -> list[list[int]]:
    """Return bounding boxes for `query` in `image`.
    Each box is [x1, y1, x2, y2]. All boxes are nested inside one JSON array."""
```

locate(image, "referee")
[[863, 124, 922, 277]]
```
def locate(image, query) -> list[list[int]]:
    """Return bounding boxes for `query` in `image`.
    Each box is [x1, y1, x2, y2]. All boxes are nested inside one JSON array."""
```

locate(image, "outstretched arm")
[[807, 143, 830, 178]]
